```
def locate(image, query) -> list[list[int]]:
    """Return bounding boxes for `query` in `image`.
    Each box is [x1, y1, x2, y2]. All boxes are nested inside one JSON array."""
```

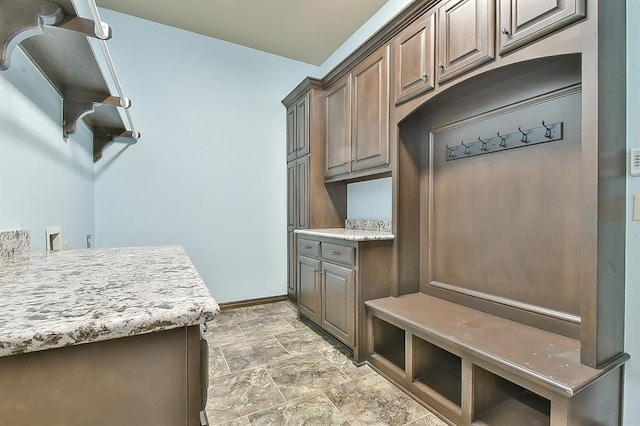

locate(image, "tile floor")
[[203, 300, 447, 425]]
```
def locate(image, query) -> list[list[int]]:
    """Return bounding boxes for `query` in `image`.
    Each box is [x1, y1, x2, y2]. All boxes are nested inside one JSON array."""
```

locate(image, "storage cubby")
[[372, 316, 405, 370], [472, 365, 550, 426], [412, 335, 461, 408]]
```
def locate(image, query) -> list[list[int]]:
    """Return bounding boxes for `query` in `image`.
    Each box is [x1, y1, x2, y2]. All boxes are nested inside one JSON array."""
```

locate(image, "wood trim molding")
[[218, 295, 289, 311]]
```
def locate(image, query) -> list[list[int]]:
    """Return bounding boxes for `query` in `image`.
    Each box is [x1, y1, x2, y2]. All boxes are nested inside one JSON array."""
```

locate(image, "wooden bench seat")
[[365, 293, 628, 425]]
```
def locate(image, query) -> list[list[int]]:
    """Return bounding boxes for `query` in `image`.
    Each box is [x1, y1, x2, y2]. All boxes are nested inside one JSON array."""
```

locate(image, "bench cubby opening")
[[471, 365, 550, 426], [412, 334, 461, 408], [371, 315, 406, 371]]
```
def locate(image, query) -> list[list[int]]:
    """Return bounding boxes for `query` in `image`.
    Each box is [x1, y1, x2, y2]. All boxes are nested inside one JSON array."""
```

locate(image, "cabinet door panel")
[[296, 156, 309, 229], [352, 46, 390, 173], [437, 0, 495, 83], [322, 262, 355, 346], [394, 12, 435, 105], [287, 161, 296, 228], [295, 94, 310, 157], [499, 0, 585, 54], [298, 255, 321, 324], [325, 75, 352, 179], [288, 231, 296, 299], [286, 105, 296, 161]]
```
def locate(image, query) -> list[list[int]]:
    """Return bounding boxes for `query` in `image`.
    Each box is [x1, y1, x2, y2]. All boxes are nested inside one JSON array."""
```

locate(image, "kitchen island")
[[0, 245, 219, 426]]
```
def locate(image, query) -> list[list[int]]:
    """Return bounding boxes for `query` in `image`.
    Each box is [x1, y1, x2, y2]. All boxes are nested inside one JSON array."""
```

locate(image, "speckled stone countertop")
[[0, 245, 219, 357], [294, 228, 394, 241]]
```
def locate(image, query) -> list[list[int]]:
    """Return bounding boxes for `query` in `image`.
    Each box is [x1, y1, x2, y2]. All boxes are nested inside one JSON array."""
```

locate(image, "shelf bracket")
[[63, 90, 132, 137], [0, 0, 64, 70], [93, 128, 140, 163], [54, 16, 113, 40]]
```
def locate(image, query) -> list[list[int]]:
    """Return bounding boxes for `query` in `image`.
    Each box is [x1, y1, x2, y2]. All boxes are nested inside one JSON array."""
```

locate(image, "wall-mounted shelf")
[[0, 0, 140, 162]]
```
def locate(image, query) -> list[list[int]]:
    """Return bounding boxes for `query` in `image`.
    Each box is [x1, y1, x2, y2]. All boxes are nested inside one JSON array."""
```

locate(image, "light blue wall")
[[347, 178, 392, 220], [93, 10, 318, 303], [624, 0, 639, 422], [0, 48, 94, 251]]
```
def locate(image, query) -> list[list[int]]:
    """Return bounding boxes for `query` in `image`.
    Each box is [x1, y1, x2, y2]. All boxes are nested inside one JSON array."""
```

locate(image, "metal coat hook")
[[478, 136, 488, 151], [497, 132, 507, 148], [541, 121, 552, 139], [518, 126, 528, 143], [446, 144, 456, 158], [461, 141, 471, 155]]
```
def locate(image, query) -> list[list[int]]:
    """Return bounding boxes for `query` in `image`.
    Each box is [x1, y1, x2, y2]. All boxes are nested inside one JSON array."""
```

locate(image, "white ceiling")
[[95, 0, 389, 66]]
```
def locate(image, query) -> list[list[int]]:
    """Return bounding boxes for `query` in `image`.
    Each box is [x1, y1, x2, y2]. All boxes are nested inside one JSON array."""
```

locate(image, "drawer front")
[[298, 239, 320, 257], [322, 242, 356, 266]]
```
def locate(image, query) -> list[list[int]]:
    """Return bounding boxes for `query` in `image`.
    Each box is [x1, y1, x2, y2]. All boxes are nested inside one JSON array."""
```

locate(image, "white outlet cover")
[[46, 226, 62, 251]]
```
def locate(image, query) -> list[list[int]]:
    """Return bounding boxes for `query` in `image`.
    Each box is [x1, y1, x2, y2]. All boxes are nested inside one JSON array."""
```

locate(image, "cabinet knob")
[[438, 62, 445, 69], [501, 28, 511, 36], [422, 72, 429, 80]]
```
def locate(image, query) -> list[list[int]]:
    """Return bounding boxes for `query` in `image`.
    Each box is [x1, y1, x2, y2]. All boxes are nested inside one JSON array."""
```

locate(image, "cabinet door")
[[287, 160, 296, 228], [286, 105, 296, 161], [325, 75, 352, 179], [296, 156, 309, 229], [436, 0, 495, 83], [351, 45, 390, 173], [498, 0, 585, 54], [287, 231, 297, 299], [321, 262, 355, 347], [394, 11, 436, 105], [295, 94, 310, 157], [298, 255, 321, 324]]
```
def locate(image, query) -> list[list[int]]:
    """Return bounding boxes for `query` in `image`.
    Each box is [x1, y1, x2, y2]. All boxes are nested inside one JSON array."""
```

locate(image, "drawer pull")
[[331, 251, 341, 256], [304, 246, 313, 249]]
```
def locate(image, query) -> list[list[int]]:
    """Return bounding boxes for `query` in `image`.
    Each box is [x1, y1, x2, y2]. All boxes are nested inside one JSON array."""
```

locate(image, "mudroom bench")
[[365, 293, 628, 426]]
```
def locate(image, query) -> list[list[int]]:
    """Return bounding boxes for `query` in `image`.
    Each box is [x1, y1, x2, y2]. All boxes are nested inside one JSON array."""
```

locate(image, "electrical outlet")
[[634, 194, 640, 221], [46, 226, 62, 251], [631, 148, 640, 177], [87, 234, 92, 248]]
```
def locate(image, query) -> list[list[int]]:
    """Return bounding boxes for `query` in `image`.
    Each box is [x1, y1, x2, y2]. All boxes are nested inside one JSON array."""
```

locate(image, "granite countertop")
[[0, 245, 219, 357], [294, 228, 394, 241]]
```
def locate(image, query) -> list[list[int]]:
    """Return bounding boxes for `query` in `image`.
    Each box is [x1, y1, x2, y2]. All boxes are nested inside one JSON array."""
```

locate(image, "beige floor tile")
[[208, 345, 230, 378], [236, 316, 296, 338], [322, 347, 374, 379], [248, 392, 350, 425], [206, 367, 284, 424], [219, 336, 291, 372], [205, 322, 249, 345], [211, 307, 258, 325], [250, 301, 298, 318], [265, 351, 350, 400], [324, 373, 429, 425], [274, 327, 337, 355], [405, 412, 449, 425]]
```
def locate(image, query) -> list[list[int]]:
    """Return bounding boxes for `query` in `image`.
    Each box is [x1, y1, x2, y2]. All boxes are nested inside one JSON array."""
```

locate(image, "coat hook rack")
[[445, 121, 564, 162]]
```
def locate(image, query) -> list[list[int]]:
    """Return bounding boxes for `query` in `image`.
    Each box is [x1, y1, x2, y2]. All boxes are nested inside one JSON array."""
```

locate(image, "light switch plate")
[[634, 194, 640, 221], [631, 148, 640, 177]]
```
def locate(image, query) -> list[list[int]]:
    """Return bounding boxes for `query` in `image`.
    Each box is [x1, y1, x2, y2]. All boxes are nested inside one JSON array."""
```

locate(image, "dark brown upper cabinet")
[[436, 0, 495, 84], [286, 93, 310, 161], [351, 45, 390, 174], [324, 74, 352, 179], [394, 11, 436, 105], [325, 45, 390, 182], [498, 0, 586, 55]]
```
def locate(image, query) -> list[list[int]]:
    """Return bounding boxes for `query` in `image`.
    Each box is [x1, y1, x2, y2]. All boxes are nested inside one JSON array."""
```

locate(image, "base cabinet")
[[0, 326, 206, 426], [298, 255, 322, 323], [296, 233, 392, 363], [321, 262, 355, 346]]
